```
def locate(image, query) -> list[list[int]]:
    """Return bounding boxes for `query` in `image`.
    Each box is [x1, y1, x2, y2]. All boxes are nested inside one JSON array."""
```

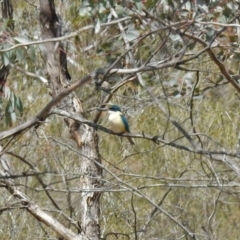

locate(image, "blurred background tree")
[[1, 0, 240, 239]]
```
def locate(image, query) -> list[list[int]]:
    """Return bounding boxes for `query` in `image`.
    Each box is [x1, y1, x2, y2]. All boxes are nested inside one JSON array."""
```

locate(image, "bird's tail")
[[127, 136, 135, 145]]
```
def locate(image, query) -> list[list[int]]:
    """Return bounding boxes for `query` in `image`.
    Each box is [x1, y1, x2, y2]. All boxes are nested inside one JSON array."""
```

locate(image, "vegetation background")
[[1, 0, 240, 239]]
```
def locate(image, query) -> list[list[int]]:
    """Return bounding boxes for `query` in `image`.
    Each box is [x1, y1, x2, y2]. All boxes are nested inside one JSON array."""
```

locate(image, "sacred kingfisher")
[[99, 104, 135, 145]]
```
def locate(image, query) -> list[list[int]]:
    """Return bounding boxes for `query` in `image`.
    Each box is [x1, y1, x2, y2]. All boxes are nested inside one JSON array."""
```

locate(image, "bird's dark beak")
[[98, 103, 111, 111], [97, 107, 108, 111]]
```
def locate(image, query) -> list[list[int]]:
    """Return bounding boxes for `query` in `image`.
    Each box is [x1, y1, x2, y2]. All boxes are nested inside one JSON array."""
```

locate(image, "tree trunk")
[[39, 1, 101, 239], [1, 0, 14, 30], [0, 0, 13, 93]]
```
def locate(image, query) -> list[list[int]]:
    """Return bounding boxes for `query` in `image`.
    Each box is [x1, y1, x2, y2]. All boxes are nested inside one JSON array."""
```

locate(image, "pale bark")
[[0, 1, 102, 238], [39, 0, 101, 239]]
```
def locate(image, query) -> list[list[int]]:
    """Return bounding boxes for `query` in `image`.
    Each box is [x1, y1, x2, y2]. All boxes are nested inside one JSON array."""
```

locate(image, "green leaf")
[[11, 112, 16, 123], [1, 42, 15, 65], [4, 93, 22, 126], [3, 53, 10, 66], [172, 90, 180, 96], [95, 18, 101, 34], [14, 36, 30, 44], [79, 4, 92, 16], [4, 85, 11, 100], [108, 0, 114, 7], [15, 96, 23, 116], [28, 45, 36, 60], [15, 48, 25, 62], [206, 27, 215, 42], [99, 3, 107, 13], [10, 92, 15, 110], [136, 1, 143, 11], [126, 25, 139, 42], [6, 100, 13, 113], [0, 98, 2, 113], [126, 32, 138, 42], [5, 107, 12, 126]]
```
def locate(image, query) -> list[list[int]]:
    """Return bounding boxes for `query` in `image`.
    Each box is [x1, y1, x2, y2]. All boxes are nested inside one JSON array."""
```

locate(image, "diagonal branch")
[[0, 57, 188, 141], [0, 146, 81, 240]]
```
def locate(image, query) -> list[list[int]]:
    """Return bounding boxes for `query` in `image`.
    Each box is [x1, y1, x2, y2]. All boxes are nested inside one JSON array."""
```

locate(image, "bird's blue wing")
[[121, 115, 130, 132]]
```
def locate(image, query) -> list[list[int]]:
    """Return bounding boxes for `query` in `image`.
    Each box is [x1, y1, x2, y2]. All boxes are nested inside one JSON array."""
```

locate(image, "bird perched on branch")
[[99, 104, 135, 145]]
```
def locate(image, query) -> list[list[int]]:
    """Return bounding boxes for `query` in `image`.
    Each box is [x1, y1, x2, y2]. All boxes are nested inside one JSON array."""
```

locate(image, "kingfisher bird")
[[99, 104, 135, 145]]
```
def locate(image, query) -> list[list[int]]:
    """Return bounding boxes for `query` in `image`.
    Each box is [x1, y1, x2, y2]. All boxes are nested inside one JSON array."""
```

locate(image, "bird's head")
[[108, 104, 122, 112], [98, 104, 122, 112]]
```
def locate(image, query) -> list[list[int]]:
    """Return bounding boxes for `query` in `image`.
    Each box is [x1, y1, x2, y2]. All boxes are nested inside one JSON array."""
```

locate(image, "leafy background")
[[1, 0, 240, 239]]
